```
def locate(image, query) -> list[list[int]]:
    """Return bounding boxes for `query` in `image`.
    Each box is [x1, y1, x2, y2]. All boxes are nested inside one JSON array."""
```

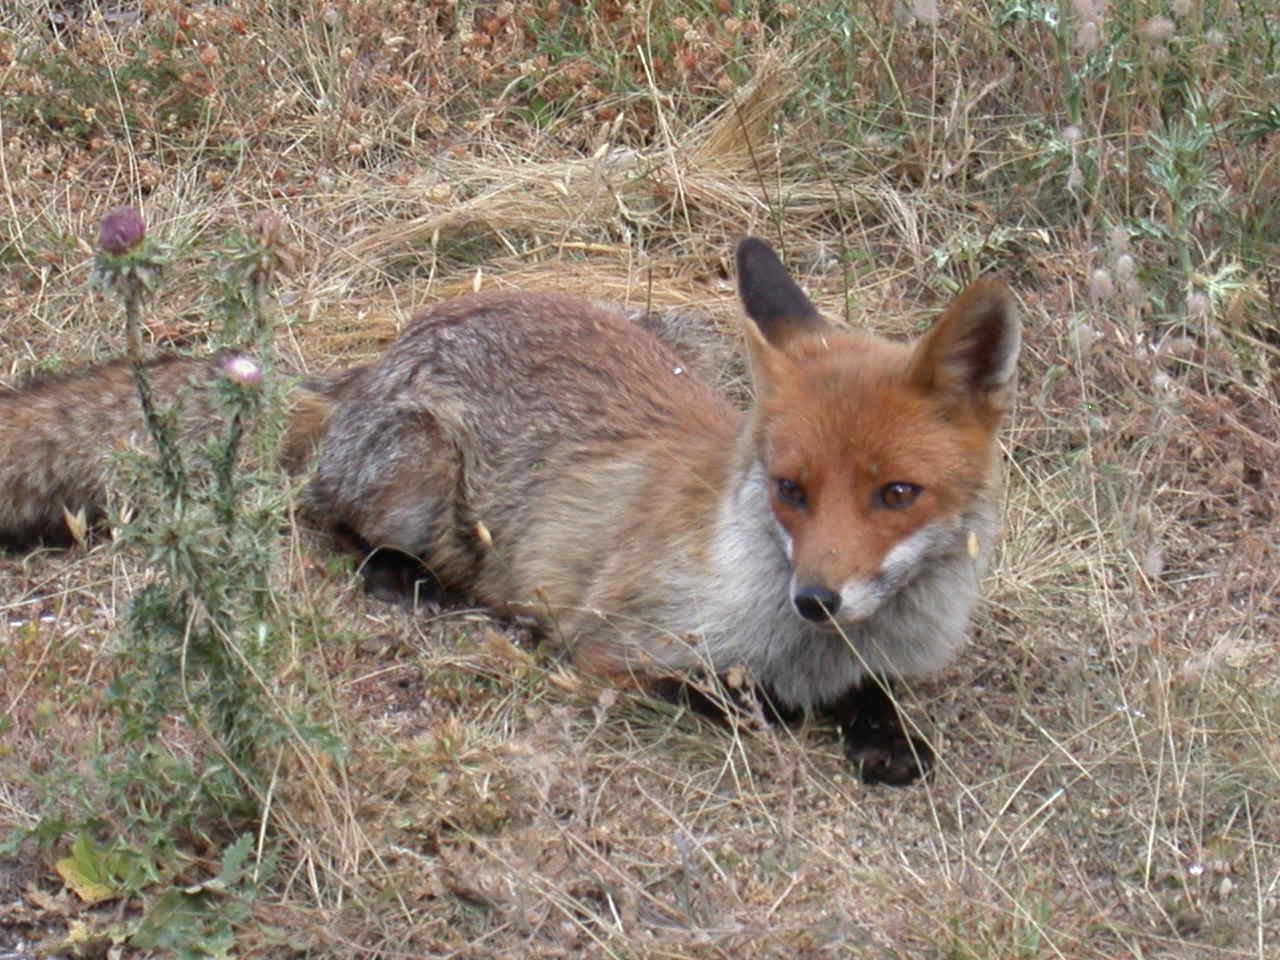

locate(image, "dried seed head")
[[1160, 335, 1196, 358], [1071, 0, 1103, 23], [1072, 322, 1101, 355], [254, 210, 284, 247], [1114, 252, 1136, 282], [912, 0, 940, 25], [1172, 0, 1192, 16], [1141, 543, 1165, 578], [99, 206, 146, 255], [1187, 292, 1210, 321], [1089, 268, 1115, 305], [1063, 125, 1083, 146], [1108, 225, 1131, 258]]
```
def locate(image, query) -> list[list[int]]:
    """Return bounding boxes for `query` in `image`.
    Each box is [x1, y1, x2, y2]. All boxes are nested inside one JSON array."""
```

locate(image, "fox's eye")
[[775, 477, 807, 508], [878, 482, 921, 509]]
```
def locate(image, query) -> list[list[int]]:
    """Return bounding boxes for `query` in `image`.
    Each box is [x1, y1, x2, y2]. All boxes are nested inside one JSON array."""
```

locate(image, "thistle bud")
[[99, 206, 147, 255], [92, 206, 167, 308]]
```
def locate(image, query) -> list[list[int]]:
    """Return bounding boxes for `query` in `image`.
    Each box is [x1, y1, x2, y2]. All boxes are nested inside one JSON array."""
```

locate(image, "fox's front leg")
[[647, 673, 795, 727], [827, 678, 934, 786], [650, 672, 933, 787]]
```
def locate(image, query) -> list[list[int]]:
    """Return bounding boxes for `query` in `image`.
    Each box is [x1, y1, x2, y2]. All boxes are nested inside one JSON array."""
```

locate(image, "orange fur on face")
[[750, 325, 1003, 593]]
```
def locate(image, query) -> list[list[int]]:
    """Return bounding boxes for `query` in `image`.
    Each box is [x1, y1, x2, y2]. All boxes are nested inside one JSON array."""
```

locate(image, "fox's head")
[[735, 237, 1020, 625]]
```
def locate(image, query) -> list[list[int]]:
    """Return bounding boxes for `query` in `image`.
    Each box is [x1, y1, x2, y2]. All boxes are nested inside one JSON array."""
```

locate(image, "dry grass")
[[2, 0, 1278, 957]]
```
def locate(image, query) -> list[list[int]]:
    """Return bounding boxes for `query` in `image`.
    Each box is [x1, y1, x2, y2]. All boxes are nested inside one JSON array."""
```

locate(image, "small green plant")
[[12, 26, 203, 143], [129, 833, 264, 957]]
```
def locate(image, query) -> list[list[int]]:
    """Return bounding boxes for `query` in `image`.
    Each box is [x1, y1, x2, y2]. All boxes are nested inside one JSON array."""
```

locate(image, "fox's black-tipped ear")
[[736, 237, 826, 347], [910, 278, 1020, 409]]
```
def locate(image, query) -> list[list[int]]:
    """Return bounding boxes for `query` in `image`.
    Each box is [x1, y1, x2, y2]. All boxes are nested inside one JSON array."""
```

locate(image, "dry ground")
[[1, 1, 1278, 957]]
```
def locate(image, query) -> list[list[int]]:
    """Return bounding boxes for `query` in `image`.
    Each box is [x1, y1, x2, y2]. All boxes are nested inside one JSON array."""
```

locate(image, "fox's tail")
[[0, 354, 354, 549]]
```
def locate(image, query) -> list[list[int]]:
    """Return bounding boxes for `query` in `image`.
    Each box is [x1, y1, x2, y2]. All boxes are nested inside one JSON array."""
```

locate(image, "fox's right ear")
[[736, 237, 827, 349]]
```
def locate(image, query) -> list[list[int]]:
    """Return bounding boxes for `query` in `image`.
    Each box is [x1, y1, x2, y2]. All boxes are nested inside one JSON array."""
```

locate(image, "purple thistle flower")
[[223, 354, 263, 387]]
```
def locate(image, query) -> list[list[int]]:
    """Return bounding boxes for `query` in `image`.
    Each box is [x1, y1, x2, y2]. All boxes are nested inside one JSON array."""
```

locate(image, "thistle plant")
[[217, 210, 300, 350], [0, 207, 322, 955], [91, 205, 305, 820]]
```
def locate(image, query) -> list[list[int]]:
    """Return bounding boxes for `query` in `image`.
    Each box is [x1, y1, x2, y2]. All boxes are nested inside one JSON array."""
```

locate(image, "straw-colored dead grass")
[[2, 0, 1277, 957]]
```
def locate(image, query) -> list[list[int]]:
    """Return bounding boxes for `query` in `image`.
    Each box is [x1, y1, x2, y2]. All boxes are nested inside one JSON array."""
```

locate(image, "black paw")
[[833, 679, 934, 787], [843, 723, 934, 786], [359, 548, 444, 609], [654, 673, 935, 786], [651, 673, 751, 722]]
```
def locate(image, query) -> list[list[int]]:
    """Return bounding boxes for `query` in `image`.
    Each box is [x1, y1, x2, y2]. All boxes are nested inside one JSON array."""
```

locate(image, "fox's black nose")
[[793, 585, 840, 621]]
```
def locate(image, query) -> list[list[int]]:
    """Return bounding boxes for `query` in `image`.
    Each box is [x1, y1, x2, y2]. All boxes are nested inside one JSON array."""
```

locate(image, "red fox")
[[0, 238, 1019, 784]]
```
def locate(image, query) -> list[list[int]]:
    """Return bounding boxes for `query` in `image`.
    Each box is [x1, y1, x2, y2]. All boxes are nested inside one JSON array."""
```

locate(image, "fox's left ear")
[[909, 278, 1020, 411]]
